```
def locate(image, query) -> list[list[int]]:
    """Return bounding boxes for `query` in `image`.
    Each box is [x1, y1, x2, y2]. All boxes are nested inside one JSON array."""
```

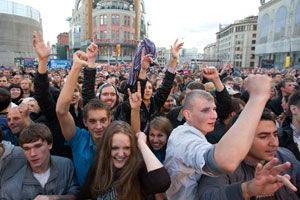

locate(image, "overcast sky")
[[12, 0, 261, 52]]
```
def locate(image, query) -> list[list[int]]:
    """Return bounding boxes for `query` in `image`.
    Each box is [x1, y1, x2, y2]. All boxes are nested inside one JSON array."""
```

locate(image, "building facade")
[[69, 0, 146, 64], [57, 32, 70, 59], [0, 0, 42, 67], [216, 16, 258, 68], [255, 0, 300, 69], [203, 43, 218, 66]]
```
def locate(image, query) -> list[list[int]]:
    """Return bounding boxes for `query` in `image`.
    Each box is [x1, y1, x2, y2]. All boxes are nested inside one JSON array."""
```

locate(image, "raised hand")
[[141, 48, 153, 71], [86, 35, 98, 67], [170, 39, 184, 60], [18, 103, 30, 117], [242, 158, 297, 199], [244, 74, 272, 101], [202, 66, 219, 81], [73, 51, 88, 69], [136, 131, 147, 144], [32, 31, 50, 61], [128, 81, 142, 110]]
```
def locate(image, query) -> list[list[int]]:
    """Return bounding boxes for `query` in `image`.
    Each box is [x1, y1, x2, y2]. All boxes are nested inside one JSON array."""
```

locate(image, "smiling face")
[[246, 120, 278, 163], [149, 128, 168, 151], [10, 87, 21, 99], [22, 139, 52, 173], [111, 132, 131, 169], [83, 109, 111, 144], [100, 85, 117, 108]]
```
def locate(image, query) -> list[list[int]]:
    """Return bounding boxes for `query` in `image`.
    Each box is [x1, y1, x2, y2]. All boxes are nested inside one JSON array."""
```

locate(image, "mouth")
[[31, 158, 39, 164]]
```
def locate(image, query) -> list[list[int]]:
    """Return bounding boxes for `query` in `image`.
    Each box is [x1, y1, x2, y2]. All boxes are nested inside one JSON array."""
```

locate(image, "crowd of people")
[[0, 31, 300, 199]]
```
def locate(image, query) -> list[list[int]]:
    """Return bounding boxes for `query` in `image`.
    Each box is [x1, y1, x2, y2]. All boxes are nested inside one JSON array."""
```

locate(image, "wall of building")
[[256, 0, 300, 68], [0, 13, 42, 67]]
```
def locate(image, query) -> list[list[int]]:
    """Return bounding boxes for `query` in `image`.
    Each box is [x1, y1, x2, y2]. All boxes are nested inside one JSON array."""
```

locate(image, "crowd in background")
[[0, 31, 300, 200]]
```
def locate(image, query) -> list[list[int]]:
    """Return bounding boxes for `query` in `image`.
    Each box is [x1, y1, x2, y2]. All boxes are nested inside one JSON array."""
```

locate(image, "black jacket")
[[119, 71, 175, 133], [34, 72, 84, 159], [266, 93, 283, 116], [278, 124, 300, 161]]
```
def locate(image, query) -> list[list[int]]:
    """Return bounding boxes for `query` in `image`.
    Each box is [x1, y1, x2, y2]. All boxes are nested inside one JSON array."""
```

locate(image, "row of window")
[[97, 15, 132, 26], [99, 46, 134, 57], [99, 30, 132, 40]]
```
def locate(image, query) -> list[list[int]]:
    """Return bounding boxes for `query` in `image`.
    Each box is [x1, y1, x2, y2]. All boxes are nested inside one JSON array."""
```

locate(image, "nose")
[[269, 135, 278, 146], [153, 136, 159, 143], [30, 148, 37, 157], [117, 149, 124, 156]]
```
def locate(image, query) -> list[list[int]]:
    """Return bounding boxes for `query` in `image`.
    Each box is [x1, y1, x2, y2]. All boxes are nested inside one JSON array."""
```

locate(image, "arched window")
[[294, 1, 300, 36], [77, 0, 83, 10], [274, 6, 287, 41], [259, 14, 269, 43]]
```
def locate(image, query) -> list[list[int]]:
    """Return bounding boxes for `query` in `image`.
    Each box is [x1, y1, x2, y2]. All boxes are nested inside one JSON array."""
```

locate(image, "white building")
[[216, 16, 258, 68]]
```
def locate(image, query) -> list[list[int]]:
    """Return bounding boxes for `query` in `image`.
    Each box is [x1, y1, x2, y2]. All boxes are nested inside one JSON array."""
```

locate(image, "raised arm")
[[56, 51, 88, 141], [154, 39, 183, 108], [128, 81, 142, 133], [214, 75, 272, 173], [136, 131, 163, 172], [82, 36, 98, 106], [32, 31, 58, 121]]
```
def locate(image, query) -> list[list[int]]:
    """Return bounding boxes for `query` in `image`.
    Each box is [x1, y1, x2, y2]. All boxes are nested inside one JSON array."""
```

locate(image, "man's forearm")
[[56, 65, 81, 115]]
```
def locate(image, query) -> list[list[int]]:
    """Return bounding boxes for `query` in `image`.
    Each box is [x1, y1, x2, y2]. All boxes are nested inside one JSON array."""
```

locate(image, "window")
[[260, 14, 269, 43], [274, 6, 287, 41], [116, 31, 119, 41], [100, 16, 103, 25], [250, 54, 255, 59], [252, 40, 256, 44], [127, 31, 130, 40], [112, 15, 115, 24], [294, 1, 300, 36], [100, 31, 103, 40], [250, 61, 255, 67], [104, 15, 107, 24], [112, 31, 115, 40], [252, 34, 256, 38], [104, 31, 107, 39], [251, 47, 255, 51], [124, 31, 127, 40], [124, 16, 127, 25], [253, 25, 257, 31], [116, 15, 119, 25]]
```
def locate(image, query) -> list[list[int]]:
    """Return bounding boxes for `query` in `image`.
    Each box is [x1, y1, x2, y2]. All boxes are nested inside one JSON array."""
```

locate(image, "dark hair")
[[0, 87, 11, 112], [222, 77, 234, 84], [227, 108, 276, 132], [278, 78, 294, 89], [83, 98, 111, 120], [19, 123, 53, 147], [272, 73, 281, 78], [186, 81, 205, 91], [288, 90, 300, 111]]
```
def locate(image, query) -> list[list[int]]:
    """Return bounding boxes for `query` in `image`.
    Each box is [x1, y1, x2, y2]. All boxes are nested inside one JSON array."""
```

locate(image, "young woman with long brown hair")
[[77, 120, 171, 200]]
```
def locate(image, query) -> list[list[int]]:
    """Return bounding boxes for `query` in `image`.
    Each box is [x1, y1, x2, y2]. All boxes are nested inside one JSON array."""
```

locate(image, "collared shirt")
[[291, 123, 300, 152], [164, 123, 224, 200], [66, 127, 96, 186]]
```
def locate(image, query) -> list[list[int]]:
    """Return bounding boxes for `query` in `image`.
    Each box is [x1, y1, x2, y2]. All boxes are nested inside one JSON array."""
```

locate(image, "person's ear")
[[183, 109, 191, 121], [290, 105, 298, 115]]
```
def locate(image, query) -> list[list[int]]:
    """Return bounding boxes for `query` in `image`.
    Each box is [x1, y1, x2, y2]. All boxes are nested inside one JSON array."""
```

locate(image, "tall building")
[[156, 47, 169, 68], [69, 0, 147, 64], [216, 16, 258, 68], [0, 0, 42, 67], [255, 0, 300, 68]]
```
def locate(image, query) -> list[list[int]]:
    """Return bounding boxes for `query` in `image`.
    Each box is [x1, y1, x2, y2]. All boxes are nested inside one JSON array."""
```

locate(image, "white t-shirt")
[[33, 168, 50, 188]]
